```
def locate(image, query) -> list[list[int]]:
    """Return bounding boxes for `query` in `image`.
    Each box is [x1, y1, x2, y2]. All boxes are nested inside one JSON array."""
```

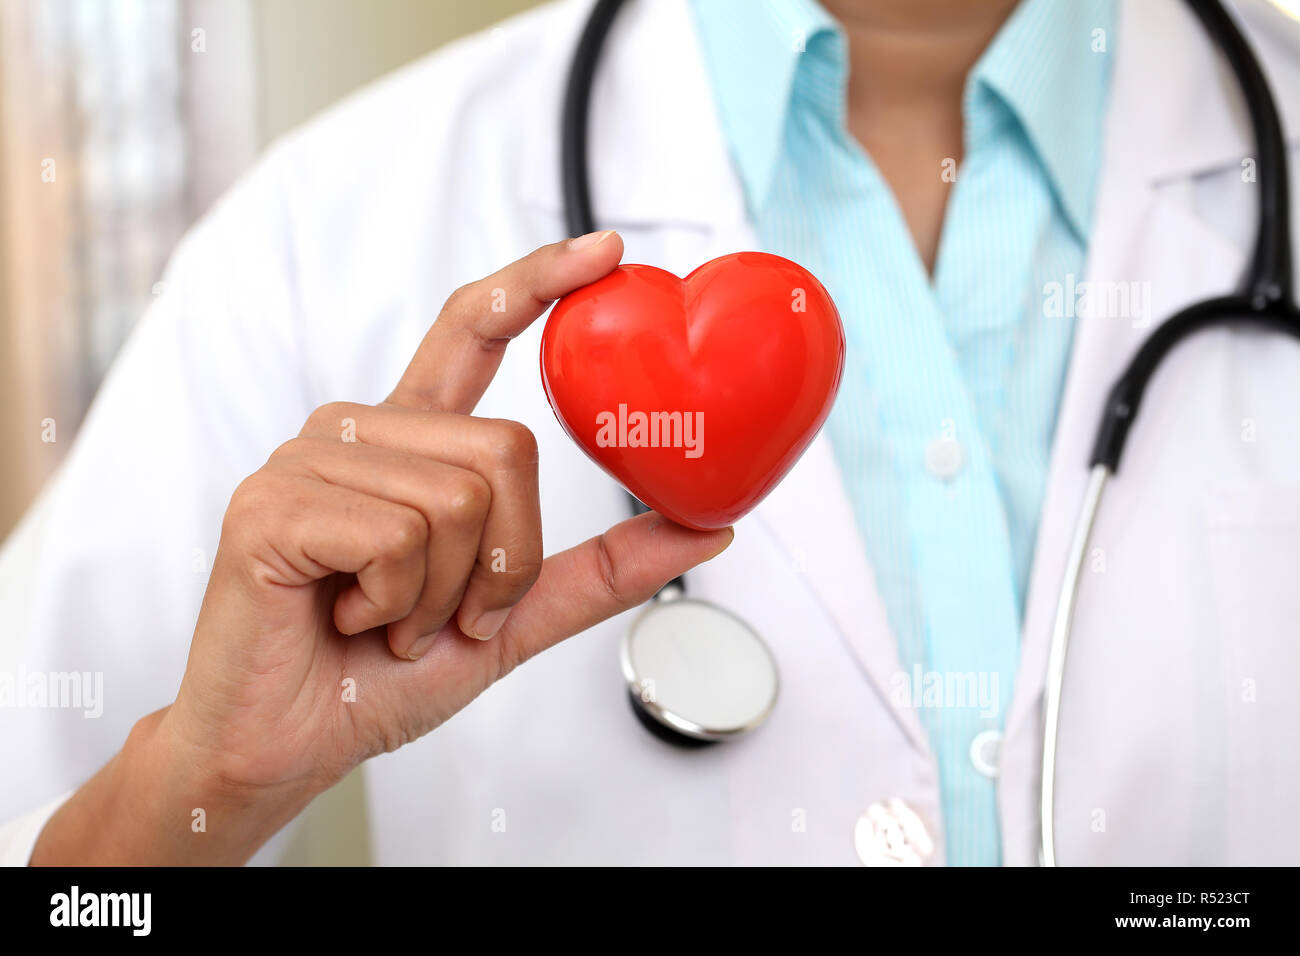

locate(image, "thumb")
[[497, 512, 734, 665]]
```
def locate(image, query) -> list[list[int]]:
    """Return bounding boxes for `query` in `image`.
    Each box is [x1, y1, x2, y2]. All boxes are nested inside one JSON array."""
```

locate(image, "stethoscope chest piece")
[[621, 587, 778, 746]]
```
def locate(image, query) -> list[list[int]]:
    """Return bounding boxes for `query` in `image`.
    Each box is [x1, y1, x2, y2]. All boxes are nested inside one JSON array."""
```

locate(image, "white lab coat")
[[2, 0, 1299, 866]]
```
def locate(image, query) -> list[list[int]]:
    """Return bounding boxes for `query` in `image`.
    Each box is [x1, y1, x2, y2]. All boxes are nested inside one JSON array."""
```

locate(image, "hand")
[[31, 232, 733, 865]]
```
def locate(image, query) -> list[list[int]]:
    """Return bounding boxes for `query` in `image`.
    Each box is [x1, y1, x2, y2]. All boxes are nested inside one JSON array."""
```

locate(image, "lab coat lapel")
[[1006, 0, 1293, 742], [751, 435, 930, 752]]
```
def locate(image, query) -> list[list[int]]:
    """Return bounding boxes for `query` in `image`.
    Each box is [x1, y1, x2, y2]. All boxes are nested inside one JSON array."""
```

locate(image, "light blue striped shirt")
[[690, 0, 1114, 864]]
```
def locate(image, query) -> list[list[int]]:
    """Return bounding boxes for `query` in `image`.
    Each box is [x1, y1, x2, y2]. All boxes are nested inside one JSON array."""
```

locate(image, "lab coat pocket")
[[1201, 481, 1300, 864]]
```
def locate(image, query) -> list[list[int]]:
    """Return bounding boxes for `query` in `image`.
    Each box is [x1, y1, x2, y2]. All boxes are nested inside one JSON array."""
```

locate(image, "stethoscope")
[[560, 0, 1299, 864]]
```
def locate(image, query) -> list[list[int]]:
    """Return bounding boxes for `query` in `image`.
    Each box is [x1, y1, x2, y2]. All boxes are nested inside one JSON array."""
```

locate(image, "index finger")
[[387, 230, 623, 413]]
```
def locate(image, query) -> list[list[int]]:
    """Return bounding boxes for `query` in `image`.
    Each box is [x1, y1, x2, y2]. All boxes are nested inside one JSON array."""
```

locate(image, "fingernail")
[[405, 632, 439, 661], [470, 607, 511, 641], [567, 229, 615, 251]]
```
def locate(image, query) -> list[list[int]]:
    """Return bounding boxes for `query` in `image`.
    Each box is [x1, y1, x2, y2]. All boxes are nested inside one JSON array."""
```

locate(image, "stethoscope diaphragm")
[[620, 586, 778, 745]]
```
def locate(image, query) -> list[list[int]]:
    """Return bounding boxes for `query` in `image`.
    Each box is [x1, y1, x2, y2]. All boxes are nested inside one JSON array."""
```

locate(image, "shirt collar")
[[968, 0, 1115, 240], [690, 0, 1115, 239], [689, 0, 842, 213]]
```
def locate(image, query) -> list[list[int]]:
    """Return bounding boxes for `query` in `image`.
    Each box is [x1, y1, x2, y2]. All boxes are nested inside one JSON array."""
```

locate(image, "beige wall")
[[252, 0, 543, 146], [0, 74, 21, 541], [0, 0, 542, 537]]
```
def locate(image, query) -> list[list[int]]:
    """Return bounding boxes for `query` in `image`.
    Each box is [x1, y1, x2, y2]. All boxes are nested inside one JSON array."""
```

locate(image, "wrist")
[[32, 707, 320, 865], [135, 706, 322, 864]]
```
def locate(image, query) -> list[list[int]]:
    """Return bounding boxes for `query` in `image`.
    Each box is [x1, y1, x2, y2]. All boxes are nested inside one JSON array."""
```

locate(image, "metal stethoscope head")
[[620, 580, 779, 745]]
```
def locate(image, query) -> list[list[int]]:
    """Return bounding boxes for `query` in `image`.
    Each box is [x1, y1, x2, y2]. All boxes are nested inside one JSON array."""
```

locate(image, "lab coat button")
[[854, 798, 935, 866], [969, 729, 1002, 778], [924, 437, 964, 480]]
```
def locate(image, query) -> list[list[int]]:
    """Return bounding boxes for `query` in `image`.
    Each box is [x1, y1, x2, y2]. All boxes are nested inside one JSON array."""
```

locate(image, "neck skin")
[[820, 0, 1019, 274]]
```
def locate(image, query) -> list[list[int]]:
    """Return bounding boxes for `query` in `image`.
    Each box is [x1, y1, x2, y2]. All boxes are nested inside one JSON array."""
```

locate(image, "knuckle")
[[441, 282, 477, 317], [221, 473, 284, 550], [379, 508, 427, 557], [483, 419, 538, 470], [491, 539, 543, 585], [443, 284, 510, 354], [507, 555, 544, 588], [309, 400, 361, 434], [326, 399, 361, 419], [475, 554, 541, 607], [440, 472, 491, 526], [304, 401, 359, 436], [267, 436, 306, 464], [224, 474, 268, 526], [266, 436, 332, 472]]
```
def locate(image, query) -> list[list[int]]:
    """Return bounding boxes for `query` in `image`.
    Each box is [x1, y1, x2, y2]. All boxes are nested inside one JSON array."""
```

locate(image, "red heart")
[[540, 251, 845, 530]]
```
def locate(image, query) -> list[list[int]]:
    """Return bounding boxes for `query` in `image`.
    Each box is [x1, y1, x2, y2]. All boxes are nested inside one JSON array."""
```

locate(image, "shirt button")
[[924, 436, 965, 480], [969, 729, 1003, 778], [854, 798, 935, 866]]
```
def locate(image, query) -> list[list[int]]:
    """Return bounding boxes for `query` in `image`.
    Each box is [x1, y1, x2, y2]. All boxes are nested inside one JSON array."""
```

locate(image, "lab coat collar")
[[1124, 0, 1300, 184], [516, 0, 743, 230]]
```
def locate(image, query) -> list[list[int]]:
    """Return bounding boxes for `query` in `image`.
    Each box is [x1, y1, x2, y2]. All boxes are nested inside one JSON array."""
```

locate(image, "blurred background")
[[0, 0, 541, 865], [0, 0, 543, 540]]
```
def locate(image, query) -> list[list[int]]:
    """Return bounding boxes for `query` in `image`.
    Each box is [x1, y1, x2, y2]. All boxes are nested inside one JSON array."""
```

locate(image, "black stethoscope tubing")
[[562, 0, 688, 583]]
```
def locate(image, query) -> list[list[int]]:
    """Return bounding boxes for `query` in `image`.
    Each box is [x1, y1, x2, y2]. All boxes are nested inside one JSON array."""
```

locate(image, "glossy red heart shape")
[[540, 251, 845, 530]]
